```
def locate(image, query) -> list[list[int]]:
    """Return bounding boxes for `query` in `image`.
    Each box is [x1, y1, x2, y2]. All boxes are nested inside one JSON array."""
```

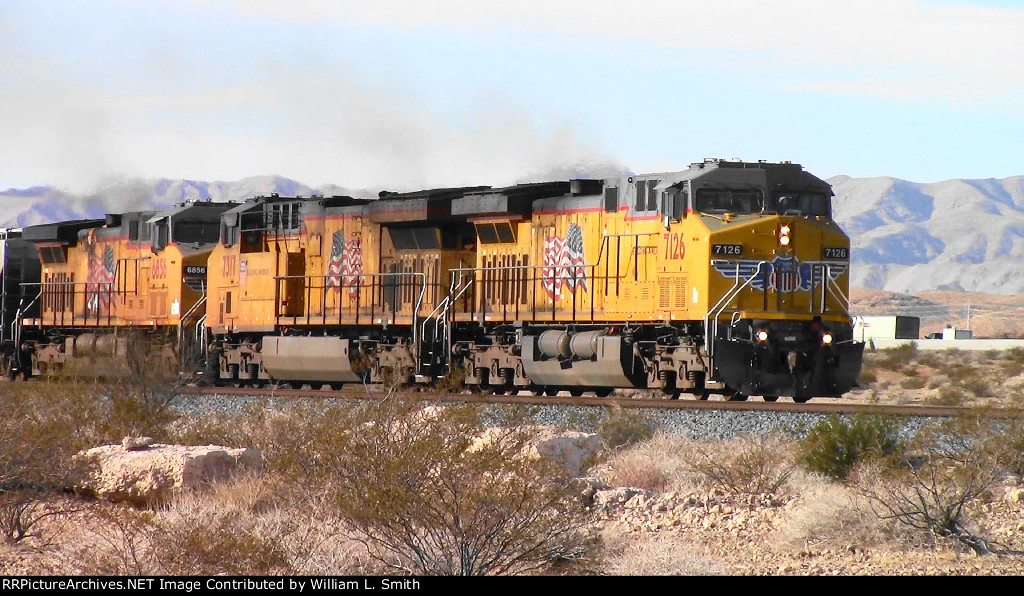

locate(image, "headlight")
[[778, 224, 792, 247], [755, 329, 770, 343], [821, 332, 834, 345]]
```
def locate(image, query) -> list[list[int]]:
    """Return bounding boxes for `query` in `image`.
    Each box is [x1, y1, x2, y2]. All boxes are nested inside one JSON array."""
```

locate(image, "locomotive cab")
[[677, 161, 863, 400]]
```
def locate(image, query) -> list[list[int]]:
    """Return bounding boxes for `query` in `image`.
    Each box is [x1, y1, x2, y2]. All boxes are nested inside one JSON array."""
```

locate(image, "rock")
[[594, 487, 649, 507], [121, 436, 154, 451], [623, 494, 649, 510], [78, 443, 262, 506], [1006, 488, 1024, 504], [531, 429, 602, 476], [471, 425, 601, 477], [577, 477, 612, 506]]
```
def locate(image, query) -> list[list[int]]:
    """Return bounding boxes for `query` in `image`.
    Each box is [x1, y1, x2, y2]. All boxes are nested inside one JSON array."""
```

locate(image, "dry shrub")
[[71, 505, 160, 575], [928, 386, 963, 406], [944, 363, 976, 385], [872, 342, 919, 371], [0, 383, 100, 544], [926, 374, 949, 390], [688, 434, 797, 495], [149, 503, 291, 575], [1004, 347, 1024, 364], [900, 376, 927, 390], [167, 407, 261, 448], [64, 329, 186, 442], [434, 363, 467, 393], [916, 352, 944, 369], [600, 530, 724, 575], [851, 415, 1020, 555], [999, 360, 1024, 378], [330, 402, 591, 575], [601, 432, 701, 495], [596, 406, 655, 451], [71, 479, 378, 576], [958, 377, 992, 399], [774, 483, 899, 553], [603, 454, 670, 494]]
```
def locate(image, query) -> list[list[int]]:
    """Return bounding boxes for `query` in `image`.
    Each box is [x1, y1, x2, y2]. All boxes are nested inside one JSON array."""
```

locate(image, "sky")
[[2, 0, 1024, 193]]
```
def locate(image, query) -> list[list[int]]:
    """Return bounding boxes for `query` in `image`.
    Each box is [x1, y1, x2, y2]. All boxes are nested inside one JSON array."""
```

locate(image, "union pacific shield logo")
[[770, 257, 803, 292], [712, 256, 847, 292]]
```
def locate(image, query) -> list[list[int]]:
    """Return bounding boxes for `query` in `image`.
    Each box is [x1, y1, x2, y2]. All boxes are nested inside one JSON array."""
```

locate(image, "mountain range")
[[829, 175, 1024, 294], [3, 171, 1023, 294]]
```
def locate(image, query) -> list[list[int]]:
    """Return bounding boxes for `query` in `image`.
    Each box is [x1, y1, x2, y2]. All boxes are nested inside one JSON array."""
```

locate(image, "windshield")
[[772, 192, 830, 217], [694, 188, 763, 215]]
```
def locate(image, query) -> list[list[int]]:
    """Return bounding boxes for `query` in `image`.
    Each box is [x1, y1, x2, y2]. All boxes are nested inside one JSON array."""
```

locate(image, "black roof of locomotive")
[[21, 219, 106, 243], [369, 186, 490, 224], [653, 159, 833, 195], [452, 180, 604, 218]]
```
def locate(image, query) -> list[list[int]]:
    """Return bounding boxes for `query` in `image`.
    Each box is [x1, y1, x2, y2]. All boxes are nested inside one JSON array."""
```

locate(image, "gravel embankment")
[[170, 393, 932, 440]]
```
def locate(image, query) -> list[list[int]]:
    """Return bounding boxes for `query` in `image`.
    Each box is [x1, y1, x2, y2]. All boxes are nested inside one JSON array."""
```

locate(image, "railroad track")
[[180, 385, 1024, 419]]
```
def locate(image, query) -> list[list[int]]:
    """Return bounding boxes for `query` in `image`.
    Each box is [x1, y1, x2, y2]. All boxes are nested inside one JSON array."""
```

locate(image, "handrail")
[[703, 260, 857, 357], [273, 271, 427, 354], [195, 314, 207, 357], [7, 289, 41, 372], [417, 268, 476, 375], [704, 260, 768, 358], [178, 294, 206, 348], [824, 264, 853, 319]]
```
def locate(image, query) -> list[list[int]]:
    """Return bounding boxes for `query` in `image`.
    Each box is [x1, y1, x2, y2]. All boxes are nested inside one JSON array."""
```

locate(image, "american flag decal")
[[542, 223, 588, 298], [327, 230, 363, 297], [86, 244, 115, 317]]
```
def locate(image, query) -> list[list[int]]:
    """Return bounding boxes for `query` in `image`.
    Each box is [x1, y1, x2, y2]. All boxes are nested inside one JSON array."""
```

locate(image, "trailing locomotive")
[[7, 159, 863, 402], [3, 201, 233, 379]]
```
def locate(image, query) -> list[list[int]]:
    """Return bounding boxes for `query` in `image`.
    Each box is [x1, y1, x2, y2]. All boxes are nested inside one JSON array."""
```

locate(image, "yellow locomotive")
[[204, 188, 483, 387], [9, 201, 232, 378], [6, 158, 861, 401], [446, 159, 862, 401], [199, 159, 861, 402]]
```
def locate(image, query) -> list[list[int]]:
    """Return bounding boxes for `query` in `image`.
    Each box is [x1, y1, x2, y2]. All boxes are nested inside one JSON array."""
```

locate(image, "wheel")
[[763, 395, 779, 402], [727, 392, 748, 402], [594, 387, 613, 397], [794, 396, 812, 403], [530, 386, 546, 396], [569, 388, 584, 397], [695, 390, 710, 401], [329, 382, 344, 390], [544, 387, 559, 396], [308, 382, 323, 390], [289, 381, 304, 389]]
